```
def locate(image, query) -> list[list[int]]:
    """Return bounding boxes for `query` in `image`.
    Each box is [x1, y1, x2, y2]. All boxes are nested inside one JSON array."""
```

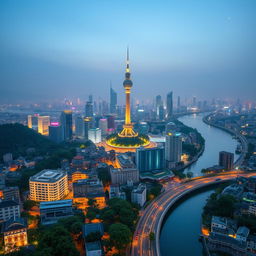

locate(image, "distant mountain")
[[0, 123, 59, 161]]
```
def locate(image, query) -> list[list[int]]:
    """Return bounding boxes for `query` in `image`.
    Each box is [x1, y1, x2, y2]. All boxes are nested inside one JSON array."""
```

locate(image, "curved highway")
[[131, 172, 256, 256]]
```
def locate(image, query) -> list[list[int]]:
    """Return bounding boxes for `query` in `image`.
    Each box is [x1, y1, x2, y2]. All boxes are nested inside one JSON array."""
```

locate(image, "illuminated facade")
[[3, 217, 28, 252], [106, 49, 150, 148], [38, 116, 50, 136], [29, 169, 69, 201]]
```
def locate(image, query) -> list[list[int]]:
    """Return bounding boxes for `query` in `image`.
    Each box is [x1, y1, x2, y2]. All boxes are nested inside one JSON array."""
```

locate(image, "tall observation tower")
[[118, 48, 138, 137], [105, 49, 150, 149]]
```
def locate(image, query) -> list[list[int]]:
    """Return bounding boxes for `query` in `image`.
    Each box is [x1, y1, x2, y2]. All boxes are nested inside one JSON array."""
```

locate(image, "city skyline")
[[1, 0, 256, 103]]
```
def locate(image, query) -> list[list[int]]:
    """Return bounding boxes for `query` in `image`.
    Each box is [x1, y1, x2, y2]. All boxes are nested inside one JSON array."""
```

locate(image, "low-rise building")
[[2, 217, 28, 252], [0, 200, 20, 222], [40, 199, 74, 225], [110, 168, 139, 185], [83, 223, 104, 238], [131, 183, 147, 207], [85, 241, 103, 256], [236, 226, 250, 242]]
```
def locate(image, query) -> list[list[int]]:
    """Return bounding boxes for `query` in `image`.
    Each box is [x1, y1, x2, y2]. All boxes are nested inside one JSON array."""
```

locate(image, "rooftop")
[[30, 169, 66, 183], [83, 223, 104, 237], [40, 199, 72, 210], [0, 200, 19, 209], [85, 241, 102, 252]]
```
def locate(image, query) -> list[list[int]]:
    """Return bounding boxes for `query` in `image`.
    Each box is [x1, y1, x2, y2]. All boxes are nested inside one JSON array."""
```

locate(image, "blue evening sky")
[[0, 0, 255, 104]]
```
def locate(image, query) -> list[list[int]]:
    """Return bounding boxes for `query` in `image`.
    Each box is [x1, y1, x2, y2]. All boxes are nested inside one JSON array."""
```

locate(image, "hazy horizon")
[[1, 0, 256, 104]]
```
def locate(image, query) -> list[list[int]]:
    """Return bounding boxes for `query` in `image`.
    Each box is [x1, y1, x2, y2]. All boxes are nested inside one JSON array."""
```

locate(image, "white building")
[[0, 200, 20, 222], [131, 183, 147, 207], [110, 168, 139, 185], [29, 169, 69, 201], [99, 118, 108, 136], [165, 132, 182, 168], [88, 128, 101, 143]]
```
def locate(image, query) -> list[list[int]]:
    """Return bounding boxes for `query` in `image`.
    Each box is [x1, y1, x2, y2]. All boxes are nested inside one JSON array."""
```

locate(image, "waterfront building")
[[60, 110, 73, 140], [131, 183, 147, 207], [27, 114, 38, 131], [110, 86, 117, 114], [88, 128, 101, 143], [136, 147, 164, 173], [29, 169, 69, 201], [39, 199, 74, 225], [3, 217, 27, 252], [219, 151, 234, 170], [105, 48, 150, 149], [166, 91, 173, 120], [38, 115, 50, 136], [110, 168, 139, 185], [165, 132, 182, 168], [49, 122, 64, 143], [0, 200, 20, 222]]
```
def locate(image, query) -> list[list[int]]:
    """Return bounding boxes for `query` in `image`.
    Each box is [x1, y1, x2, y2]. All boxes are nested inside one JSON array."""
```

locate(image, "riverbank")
[[203, 113, 248, 168]]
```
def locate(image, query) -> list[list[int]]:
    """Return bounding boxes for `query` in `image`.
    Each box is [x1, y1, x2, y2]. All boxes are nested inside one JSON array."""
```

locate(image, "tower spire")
[[126, 46, 130, 73]]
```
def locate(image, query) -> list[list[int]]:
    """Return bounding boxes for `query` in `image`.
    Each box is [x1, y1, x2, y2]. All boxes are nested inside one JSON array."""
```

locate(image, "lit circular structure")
[[105, 48, 151, 150], [106, 133, 150, 148]]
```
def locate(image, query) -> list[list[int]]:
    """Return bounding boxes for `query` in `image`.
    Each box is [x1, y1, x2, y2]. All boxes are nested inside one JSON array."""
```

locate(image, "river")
[[160, 113, 239, 256]]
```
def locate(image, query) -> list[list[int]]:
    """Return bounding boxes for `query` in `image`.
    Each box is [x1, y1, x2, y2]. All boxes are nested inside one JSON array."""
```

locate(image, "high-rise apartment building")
[[27, 114, 39, 131], [29, 169, 69, 201], [60, 110, 73, 140], [110, 87, 117, 114], [49, 123, 64, 143], [219, 151, 234, 170], [165, 132, 182, 168], [38, 116, 50, 136], [166, 91, 173, 120]]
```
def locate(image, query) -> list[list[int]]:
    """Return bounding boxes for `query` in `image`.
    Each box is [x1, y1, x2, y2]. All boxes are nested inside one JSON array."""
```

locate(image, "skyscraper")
[[28, 114, 38, 131], [85, 101, 93, 118], [75, 115, 84, 137], [177, 96, 181, 112], [219, 151, 234, 170], [165, 132, 182, 168], [110, 86, 117, 114], [49, 122, 64, 143], [166, 91, 173, 120], [155, 95, 162, 119], [60, 110, 73, 140], [38, 116, 50, 136], [83, 117, 92, 140]]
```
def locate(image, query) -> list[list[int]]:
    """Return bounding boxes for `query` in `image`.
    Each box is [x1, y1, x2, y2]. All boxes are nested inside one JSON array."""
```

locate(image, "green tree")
[[149, 232, 155, 241], [109, 223, 132, 253], [37, 225, 79, 256]]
